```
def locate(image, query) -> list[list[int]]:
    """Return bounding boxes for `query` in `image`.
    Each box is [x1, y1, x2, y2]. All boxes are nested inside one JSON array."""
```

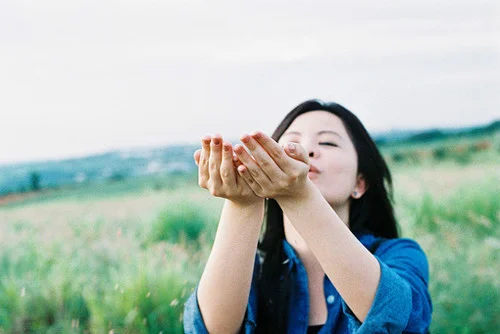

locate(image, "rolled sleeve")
[[183, 285, 258, 334], [183, 286, 209, 334], [183, 255, 260, 334], [342, 238, 432, 333]]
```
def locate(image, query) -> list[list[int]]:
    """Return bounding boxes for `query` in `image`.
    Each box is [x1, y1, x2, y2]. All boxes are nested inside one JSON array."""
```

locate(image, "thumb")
[[284, 142, 309, 165]]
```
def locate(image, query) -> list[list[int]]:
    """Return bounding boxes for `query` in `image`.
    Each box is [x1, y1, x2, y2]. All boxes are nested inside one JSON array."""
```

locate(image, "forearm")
[[197, 199, 265, 334], [277, 180, 380, 322]]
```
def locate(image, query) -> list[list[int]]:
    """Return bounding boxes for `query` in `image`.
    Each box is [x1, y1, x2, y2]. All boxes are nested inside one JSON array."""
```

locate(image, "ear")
[[351, 174, 368, 199]]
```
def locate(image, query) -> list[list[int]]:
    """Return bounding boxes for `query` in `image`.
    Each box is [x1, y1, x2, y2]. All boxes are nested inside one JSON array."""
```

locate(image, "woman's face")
[[278, 111, 363, 209]]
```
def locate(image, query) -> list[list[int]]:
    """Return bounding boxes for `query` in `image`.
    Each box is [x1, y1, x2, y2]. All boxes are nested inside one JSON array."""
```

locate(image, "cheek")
[[329, 150, 357, 173], [325, 153, 358, 186]]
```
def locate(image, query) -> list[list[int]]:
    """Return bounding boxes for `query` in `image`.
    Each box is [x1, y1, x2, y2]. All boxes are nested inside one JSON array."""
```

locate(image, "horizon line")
[[1, 117, 498, 167]]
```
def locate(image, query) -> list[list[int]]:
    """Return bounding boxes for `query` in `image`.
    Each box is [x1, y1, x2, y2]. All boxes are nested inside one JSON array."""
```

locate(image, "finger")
[[232, 152, 242, 167], [252, 131, 309, 172], [198, 135, 211, 187], [232, 154, 255, 191], [234, 142, 271, 188], [208, 134, 223, 188], [232, 153, 246, 188], [284, 142, 309, 165], [242, 133, 285, 180], [236, 163, 263, 197], [193, 149, 201, 166], [220, 141, 237, 185]]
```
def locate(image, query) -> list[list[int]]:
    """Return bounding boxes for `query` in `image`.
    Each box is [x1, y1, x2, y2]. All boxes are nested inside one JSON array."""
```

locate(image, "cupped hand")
[[194, 134, 262, 205], [233, 131, 310, 200]]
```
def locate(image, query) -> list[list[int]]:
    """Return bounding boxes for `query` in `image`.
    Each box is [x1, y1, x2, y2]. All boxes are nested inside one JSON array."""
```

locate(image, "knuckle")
[[250, 169, 259, 178], [270, 148, 283, 160], [278, 179, 288, 189], [259, 158, 271, 169], [220, 167, 231, 179], [198, 174, 207, 184], [288, 173, 299, 183], [208, 187, 218, 197]]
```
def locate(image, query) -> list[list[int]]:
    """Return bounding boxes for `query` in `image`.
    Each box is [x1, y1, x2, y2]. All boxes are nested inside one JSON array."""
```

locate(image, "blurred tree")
[[30, 171, 41, 192]]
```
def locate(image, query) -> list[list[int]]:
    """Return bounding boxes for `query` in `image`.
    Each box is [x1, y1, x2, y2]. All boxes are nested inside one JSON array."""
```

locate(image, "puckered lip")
[[309, 164, 320, 173]]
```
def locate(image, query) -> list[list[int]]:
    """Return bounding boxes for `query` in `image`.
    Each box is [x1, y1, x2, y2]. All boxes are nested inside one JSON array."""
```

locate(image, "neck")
[[332, 202, 350, 227]]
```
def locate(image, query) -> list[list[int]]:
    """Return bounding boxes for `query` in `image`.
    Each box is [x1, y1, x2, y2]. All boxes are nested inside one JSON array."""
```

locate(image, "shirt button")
[[327, 295, 335, 304]]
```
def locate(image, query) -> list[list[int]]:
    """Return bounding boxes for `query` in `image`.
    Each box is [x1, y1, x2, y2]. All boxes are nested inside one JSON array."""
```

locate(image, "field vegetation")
[[0, 130, 499, 333]]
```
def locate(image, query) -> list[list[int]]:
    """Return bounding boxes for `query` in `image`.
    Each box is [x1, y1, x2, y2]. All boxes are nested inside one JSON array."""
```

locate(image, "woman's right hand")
[[194, 134, 262, 206]]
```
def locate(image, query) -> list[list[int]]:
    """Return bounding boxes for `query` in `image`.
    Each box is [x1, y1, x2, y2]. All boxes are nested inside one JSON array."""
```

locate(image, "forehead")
[[285, 110, 347, 135]]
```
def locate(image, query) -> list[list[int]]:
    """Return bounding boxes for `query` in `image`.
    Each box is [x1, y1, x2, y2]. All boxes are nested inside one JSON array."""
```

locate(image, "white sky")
[[1, 0, 499, 164]]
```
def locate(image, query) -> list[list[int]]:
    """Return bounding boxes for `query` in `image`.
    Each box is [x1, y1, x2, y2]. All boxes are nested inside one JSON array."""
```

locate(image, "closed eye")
[[319, 142, 338, 147]]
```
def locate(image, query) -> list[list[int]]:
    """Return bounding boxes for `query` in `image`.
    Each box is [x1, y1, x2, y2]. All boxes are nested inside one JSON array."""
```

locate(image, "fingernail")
[[241, 135, 250, 143], [213, 138, 221, 145], [251, 131, 261, 139], [234, 144, 243, 154], [287, 143, 296, 153]]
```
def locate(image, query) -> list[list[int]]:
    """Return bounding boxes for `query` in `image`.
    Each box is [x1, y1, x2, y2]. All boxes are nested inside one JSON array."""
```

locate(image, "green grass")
[[0, 182, 221, 333], [1, 173, 197, 210], [145, 199, 219, 248], [0, 141, 498, 333], [392, 163, 500, 333]]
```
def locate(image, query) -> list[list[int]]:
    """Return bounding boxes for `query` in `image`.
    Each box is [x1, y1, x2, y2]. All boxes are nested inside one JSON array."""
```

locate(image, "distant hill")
[[1, 119, 498, 197], [372, 119, 500, 145], [0, 145, 199, 196]]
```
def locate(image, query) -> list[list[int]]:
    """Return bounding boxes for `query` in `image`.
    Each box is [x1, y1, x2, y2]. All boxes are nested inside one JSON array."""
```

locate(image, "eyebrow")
[[282, 130, 344, 139]]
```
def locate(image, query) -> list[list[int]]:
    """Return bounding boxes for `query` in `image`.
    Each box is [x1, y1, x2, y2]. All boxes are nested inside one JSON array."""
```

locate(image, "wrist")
[[230, 194, 264, 204], [275, 179, 318, 207], [226, 197, 265, 216], [219, 199, 265, 235]]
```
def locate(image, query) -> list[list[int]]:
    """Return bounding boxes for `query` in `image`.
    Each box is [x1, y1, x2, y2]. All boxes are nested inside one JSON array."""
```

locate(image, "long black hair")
[[256, 99, 399, 332]]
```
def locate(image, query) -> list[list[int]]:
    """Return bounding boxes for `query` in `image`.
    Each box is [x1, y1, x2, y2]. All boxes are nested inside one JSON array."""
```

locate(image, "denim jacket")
[[184, 233, 432, 333]]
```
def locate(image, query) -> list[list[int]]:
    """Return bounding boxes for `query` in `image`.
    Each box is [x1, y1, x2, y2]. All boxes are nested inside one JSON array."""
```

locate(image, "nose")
[[306, 144, 319, 158]]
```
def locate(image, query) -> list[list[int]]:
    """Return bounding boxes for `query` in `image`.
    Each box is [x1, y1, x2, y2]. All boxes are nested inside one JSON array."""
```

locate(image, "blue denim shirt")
[[184, 233, 432, 333]]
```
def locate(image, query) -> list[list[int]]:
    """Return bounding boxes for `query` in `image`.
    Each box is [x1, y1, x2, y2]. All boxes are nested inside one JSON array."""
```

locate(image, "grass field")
[[1, 139, 499, 333]]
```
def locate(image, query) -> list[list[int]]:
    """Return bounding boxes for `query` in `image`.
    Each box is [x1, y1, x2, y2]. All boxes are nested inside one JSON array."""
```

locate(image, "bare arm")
[[276, 181, 380, 321], [235, 132, 380, 322], [194, 135, 264, 334]]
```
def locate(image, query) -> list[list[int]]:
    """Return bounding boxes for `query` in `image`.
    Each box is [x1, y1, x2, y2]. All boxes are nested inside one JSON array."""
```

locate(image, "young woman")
[[183, 99, 432, 333]]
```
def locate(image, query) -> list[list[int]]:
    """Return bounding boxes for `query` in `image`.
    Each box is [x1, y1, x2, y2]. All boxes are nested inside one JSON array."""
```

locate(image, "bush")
[[432, 147, 448, 161], [147, 201, 216, 247]]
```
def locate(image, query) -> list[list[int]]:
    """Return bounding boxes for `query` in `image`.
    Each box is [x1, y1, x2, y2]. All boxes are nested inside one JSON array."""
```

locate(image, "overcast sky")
[[1, 0, 499, 164]]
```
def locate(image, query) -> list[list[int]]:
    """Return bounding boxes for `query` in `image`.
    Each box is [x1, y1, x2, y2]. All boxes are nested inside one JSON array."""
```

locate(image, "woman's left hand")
[[234, 131, 310, 200]]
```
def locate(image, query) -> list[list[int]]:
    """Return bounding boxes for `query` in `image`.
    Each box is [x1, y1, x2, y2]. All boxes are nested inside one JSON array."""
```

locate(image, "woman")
[[183, 99, 432, 333]]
